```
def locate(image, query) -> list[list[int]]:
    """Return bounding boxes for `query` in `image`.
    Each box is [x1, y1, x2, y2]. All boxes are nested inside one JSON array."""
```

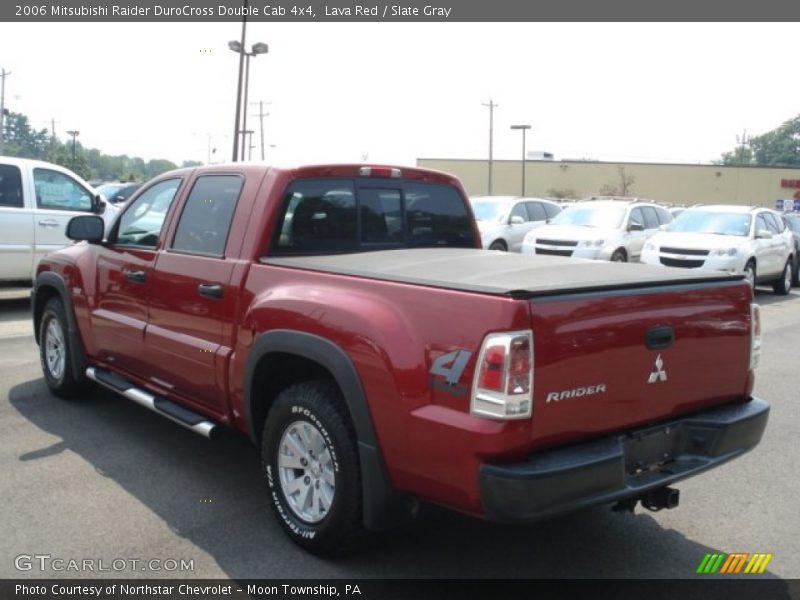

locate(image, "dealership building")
[[416, 158, 800, 209]]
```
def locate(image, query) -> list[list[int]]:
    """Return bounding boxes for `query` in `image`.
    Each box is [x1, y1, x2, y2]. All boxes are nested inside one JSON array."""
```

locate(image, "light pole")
[[482, 99, 498, 194], [510, 124, 531, 195], [229, 39, 268, 162], [0, 69, 11, 155], [66, 130, 80, 168]]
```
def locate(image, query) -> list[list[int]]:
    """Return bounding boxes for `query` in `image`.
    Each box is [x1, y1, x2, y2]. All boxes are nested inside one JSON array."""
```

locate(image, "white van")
[[0, 156, 118, 282]]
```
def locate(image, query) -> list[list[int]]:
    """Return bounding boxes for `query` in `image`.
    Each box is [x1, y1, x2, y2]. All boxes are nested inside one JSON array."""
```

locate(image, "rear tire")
[[773, 259, 792, 295], [38, 297, 90, 399], [262, 380, 366, 557], [489, 240, 507, 251]]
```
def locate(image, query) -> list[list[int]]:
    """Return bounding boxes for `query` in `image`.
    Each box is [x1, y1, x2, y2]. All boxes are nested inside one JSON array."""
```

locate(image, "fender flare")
[[244, 329, 413, 531], [32, 272, 88, 380]]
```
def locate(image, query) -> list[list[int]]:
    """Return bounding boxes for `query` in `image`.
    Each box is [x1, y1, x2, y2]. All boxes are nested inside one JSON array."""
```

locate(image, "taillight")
[[471, 330, 534, 419], [750, 303, 761, 370]]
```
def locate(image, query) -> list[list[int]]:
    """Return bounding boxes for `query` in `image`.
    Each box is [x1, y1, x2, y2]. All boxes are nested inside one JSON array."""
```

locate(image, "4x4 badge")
[[648, 354, 668, 383]]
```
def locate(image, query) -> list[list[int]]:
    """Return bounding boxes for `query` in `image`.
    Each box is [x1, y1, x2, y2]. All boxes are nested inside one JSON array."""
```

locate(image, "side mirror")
[[92, 194, 106, 214], [629, 222, 644, 232], [509, 215, 525, 225], [66, 215, 105, 243], [756, 229, 773, 240]]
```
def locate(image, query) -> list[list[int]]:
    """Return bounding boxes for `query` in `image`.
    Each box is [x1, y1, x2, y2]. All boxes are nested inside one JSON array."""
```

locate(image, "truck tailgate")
[[528, 280, 754, 448]]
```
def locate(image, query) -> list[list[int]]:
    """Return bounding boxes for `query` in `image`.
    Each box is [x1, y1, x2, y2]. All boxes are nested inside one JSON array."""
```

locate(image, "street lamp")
[[229, 38, 268, 162], [66, 130, 80, 168], [510, 124, 531, 196]]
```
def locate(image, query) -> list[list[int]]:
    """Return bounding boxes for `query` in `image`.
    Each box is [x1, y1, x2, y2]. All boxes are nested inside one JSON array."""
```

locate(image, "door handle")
[[38, 219, 59, 227], [198, 283, 224, 299], [125, 270, 146, 283]]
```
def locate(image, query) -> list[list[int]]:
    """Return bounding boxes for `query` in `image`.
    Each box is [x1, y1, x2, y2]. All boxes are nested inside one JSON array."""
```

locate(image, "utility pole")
[[0, 69, 11, 155], [245, 129, 255, 160], [737, 129, 751, 166], [251, 100, 271, 160], [66, 130, 79, 168], [482, 99, 498, 195]]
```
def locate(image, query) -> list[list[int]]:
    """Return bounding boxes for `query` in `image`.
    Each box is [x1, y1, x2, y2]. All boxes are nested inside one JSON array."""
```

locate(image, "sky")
[[1, 22, 798, 168]]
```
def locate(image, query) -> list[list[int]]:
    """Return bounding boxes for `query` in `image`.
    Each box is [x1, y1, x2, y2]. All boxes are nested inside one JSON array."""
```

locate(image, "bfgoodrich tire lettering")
[[262, 380, 366, 556]]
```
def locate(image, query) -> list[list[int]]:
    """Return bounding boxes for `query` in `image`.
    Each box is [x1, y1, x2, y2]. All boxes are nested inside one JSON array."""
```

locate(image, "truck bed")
[[265, 248, 741, 298]]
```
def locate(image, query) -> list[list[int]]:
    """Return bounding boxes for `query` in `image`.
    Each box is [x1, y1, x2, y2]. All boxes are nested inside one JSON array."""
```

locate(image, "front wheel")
[[262, 380, 366, 556], [744, 260, 756, 293], [773, 259, 792, 295], [39, 297, 89, 398], [489, 240, 507, 251], [610, 249, 627, 262]]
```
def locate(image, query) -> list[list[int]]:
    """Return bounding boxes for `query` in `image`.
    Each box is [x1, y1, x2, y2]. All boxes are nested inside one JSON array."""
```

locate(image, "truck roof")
[[161, 163, 463, 187], [265, 248, 740, 298]]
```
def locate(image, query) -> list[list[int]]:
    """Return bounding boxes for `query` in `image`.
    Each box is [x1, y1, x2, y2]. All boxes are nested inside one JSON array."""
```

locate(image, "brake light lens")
[[471, 330, 534, 419], [750, 303, 761, 370], [358, 166, 402, 178]]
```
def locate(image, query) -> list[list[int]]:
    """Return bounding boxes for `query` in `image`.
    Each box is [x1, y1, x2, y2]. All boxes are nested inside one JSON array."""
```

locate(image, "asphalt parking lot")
[[0, 285, 799, 581]]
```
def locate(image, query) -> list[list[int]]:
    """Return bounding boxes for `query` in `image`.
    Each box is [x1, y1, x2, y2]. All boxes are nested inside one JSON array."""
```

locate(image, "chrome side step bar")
[[86, 367, 221, 439]]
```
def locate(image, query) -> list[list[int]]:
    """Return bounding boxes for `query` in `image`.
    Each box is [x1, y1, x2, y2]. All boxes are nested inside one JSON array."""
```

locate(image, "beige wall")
[[416, 158, 800, 208]]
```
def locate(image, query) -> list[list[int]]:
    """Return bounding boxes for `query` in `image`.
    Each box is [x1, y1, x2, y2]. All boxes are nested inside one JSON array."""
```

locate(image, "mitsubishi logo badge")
[[648, 354, 668, 384]]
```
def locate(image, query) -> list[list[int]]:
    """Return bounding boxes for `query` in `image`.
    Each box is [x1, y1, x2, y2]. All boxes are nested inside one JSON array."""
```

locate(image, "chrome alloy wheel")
[[278, 420, 335, 523], [44, 318, 66, 381]]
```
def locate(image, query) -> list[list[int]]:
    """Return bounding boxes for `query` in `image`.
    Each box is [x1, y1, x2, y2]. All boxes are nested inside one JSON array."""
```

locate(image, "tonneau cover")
[[264, 248, 741, 298]]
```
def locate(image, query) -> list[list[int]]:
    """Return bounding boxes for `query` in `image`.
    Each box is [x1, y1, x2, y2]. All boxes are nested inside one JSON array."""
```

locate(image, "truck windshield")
[[668, 212, 751, 237], [551, 205, 627, 229], [273, 178, 475, 255]]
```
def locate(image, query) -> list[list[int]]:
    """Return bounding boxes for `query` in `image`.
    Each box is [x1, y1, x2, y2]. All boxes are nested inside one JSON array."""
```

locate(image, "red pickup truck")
[[31, 164, 769, 556]]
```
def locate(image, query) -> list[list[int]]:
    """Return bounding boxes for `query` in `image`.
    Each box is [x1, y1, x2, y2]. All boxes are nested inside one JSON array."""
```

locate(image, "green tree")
[[1, 111, 50, 159], [721, 115, 800, 166]]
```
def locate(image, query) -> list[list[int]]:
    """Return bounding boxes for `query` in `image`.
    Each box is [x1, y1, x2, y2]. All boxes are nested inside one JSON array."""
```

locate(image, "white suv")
[[521, 199, 672, 262], [0, 156, 119, 282], [470, 196, 562, 252], [640, 205, 794, 294]]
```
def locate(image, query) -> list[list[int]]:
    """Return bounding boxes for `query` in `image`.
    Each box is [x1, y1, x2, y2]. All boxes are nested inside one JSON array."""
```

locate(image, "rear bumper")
[[480, 397, 769, 522]]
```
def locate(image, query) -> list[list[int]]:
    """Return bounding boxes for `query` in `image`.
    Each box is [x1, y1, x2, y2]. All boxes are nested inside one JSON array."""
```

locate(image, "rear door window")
[[273, 179, 474, 254], [171, 175, 244, 256], [0, 165, 23, 208]]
